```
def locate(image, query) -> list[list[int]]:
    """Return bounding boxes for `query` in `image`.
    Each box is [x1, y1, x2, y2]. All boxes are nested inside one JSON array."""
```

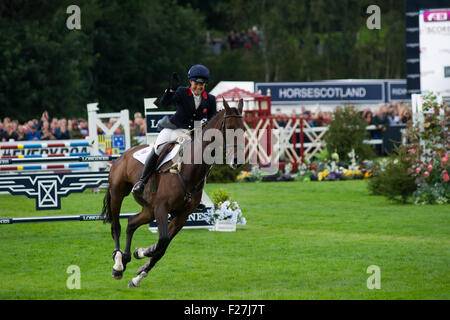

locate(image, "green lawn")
[[0, 180, 448, 299]]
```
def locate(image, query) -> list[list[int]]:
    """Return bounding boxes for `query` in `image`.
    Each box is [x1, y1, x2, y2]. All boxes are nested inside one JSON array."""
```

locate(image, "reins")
[[160, 110, 242, 203]]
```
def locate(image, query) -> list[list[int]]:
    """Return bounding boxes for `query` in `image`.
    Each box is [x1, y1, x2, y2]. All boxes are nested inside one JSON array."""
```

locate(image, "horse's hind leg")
[[108, 182, 132, 280], [134, 214, 187, 259], [128, 204, 170, 288], [122, 205, 154, 269]]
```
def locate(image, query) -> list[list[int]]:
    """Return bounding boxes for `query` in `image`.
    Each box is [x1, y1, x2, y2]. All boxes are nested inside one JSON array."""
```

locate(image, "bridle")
[[221, 111, 244, 160]]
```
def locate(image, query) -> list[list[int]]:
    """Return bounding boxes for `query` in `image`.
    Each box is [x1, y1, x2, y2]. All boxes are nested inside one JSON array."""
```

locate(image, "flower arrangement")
[[205, 189, 246, 226], [237, 165, 295, 182], [305, 149, 373, 182], [407, 92, 449, 204], [205, 200, 247, 226], [237, 166, 263, 182]]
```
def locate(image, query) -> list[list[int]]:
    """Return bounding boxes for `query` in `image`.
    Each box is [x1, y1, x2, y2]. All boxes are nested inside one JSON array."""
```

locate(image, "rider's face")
[[190, 80, 206, 95]]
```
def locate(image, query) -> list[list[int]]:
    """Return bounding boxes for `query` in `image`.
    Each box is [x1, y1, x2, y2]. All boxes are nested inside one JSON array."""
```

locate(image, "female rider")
[[132, 64, 217, 198]]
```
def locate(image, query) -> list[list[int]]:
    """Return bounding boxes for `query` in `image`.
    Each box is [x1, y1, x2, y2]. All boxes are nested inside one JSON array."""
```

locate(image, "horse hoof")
[[112, 269, 123, 280], [128, 279, 137, 288], [128, 271, 147, 288]]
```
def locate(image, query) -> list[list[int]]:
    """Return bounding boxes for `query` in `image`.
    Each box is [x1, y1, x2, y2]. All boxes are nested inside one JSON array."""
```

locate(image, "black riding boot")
[[132, 149, 159, 197]]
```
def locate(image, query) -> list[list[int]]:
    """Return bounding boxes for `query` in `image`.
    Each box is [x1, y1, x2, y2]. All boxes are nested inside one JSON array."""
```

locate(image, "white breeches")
[[153, 128, 190, 155]]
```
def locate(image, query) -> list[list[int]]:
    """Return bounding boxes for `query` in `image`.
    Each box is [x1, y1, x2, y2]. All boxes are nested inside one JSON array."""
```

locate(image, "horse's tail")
[[101, 186, 112, 224]]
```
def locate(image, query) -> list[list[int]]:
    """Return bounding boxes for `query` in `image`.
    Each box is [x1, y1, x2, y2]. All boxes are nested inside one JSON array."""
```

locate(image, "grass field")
[[0, 180, 449, 300]]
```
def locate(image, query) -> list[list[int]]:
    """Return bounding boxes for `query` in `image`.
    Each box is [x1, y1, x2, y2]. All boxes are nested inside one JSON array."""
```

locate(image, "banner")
[[387, 80, 409, 101], [255, 81, 385, 104], [419, 8, 450, 97], [98, 134, 126, 155], [0, 140, 89, 157], [146, 111, 175, 134]]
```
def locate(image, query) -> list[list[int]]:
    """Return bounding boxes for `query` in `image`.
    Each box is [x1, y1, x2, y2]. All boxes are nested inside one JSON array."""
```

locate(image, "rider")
[[132, 64, 217, 198]]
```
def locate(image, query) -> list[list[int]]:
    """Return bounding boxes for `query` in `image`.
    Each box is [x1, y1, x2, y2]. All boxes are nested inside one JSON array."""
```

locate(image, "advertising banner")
[[419, 8, 450, 97]]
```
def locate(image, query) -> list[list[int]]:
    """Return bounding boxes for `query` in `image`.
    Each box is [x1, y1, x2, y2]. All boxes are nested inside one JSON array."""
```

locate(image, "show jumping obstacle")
[[0, 104, 130, 210]]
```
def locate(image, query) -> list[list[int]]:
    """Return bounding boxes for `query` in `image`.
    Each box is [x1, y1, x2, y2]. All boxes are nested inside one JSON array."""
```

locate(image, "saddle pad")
[[132, 144, 181, 170]]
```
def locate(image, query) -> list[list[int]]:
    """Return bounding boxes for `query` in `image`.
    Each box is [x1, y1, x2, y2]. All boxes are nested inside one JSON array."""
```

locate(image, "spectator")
[[373, 105, 389, 131], [239, 29, 247, 48], [228, 30, 239, 49], [54, 119, 70, 139], [38, 111, 50, 131], [387, 110, 399, 125], [256, 25, 263, 44], [0, 121, 6, 141], [245, 29, 253, 50], [362, 109, 374, 125], [25, 124, 40, 141], [69, 119, 84, 139], [16, 125, 27, 141], [133, 116, 144, 136], [373, 105, 389, 155], [138, 122, 147, 136], [40, 126, 56, 140], [251, 26, 260, 47], [398, 106, 409, 124], [50, 117, 59, 135], [79, 118, 89, 137], [40, 120, 55, 140], [274, 108, 287, 127], [4, 123, 18, 141], [323, 111, 332, 123], [312, 110, 325, 127]]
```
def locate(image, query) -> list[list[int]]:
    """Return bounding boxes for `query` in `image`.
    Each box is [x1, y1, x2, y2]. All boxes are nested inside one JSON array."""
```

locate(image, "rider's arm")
[[160, 87, 183, 108]]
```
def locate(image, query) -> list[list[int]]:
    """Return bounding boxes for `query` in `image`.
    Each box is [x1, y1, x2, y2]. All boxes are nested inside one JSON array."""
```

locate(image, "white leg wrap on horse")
[[131, 271, 147, 287], [113, 251, 124, 271], [136, 247, 146, 259]]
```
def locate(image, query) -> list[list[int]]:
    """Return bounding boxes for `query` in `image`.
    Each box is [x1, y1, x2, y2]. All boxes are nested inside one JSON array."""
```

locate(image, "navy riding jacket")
[[159, 86, 217, 130]]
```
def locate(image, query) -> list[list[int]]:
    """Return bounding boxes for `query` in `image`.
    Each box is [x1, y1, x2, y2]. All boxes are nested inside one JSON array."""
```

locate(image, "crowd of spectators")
[[205, 26, 263, 54], [271, 101, 414, 155], [272, 101, 412, 129], [0, 110, 149, 143], [273, 107, 333, 128], [0, 111, 89, 142], [227, 26, 262, 50]]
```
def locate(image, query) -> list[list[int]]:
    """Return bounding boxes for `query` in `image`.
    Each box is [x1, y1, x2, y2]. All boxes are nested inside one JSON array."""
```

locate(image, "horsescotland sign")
[[255, 80, 409, 104], [277, 84, 377, 101]]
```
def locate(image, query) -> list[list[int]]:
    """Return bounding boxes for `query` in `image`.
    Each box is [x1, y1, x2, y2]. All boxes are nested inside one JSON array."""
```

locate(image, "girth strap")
[[160, 162, 211, 204], [159, 162, 192, 203]]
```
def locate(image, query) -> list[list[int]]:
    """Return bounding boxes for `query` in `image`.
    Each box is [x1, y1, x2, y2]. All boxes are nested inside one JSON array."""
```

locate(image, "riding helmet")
[[187, 64, 210, 83]]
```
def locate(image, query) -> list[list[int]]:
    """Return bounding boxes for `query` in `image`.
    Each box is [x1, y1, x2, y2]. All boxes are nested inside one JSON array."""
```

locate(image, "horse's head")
[[221, 98, 246, 169]]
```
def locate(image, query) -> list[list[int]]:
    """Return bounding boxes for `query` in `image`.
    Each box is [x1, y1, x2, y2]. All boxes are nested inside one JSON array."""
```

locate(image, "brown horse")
[[101, 98, 246, 287]]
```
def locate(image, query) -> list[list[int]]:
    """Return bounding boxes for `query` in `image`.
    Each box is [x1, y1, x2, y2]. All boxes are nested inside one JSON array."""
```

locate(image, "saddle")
[[132, 134, 189, 171], [133, 136, 196, 202]]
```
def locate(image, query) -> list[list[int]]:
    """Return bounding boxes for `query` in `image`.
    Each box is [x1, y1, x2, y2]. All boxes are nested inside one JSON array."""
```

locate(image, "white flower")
[[204, 200, 246, 225], [331, 152, 339, 161]]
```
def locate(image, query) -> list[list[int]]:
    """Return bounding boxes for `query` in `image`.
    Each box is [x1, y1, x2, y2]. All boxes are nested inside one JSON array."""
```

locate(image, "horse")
[[101, 98, 246, 287]]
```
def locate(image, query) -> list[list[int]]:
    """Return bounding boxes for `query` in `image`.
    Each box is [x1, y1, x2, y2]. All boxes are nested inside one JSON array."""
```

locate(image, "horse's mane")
[[203, 109, 226, 132]]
